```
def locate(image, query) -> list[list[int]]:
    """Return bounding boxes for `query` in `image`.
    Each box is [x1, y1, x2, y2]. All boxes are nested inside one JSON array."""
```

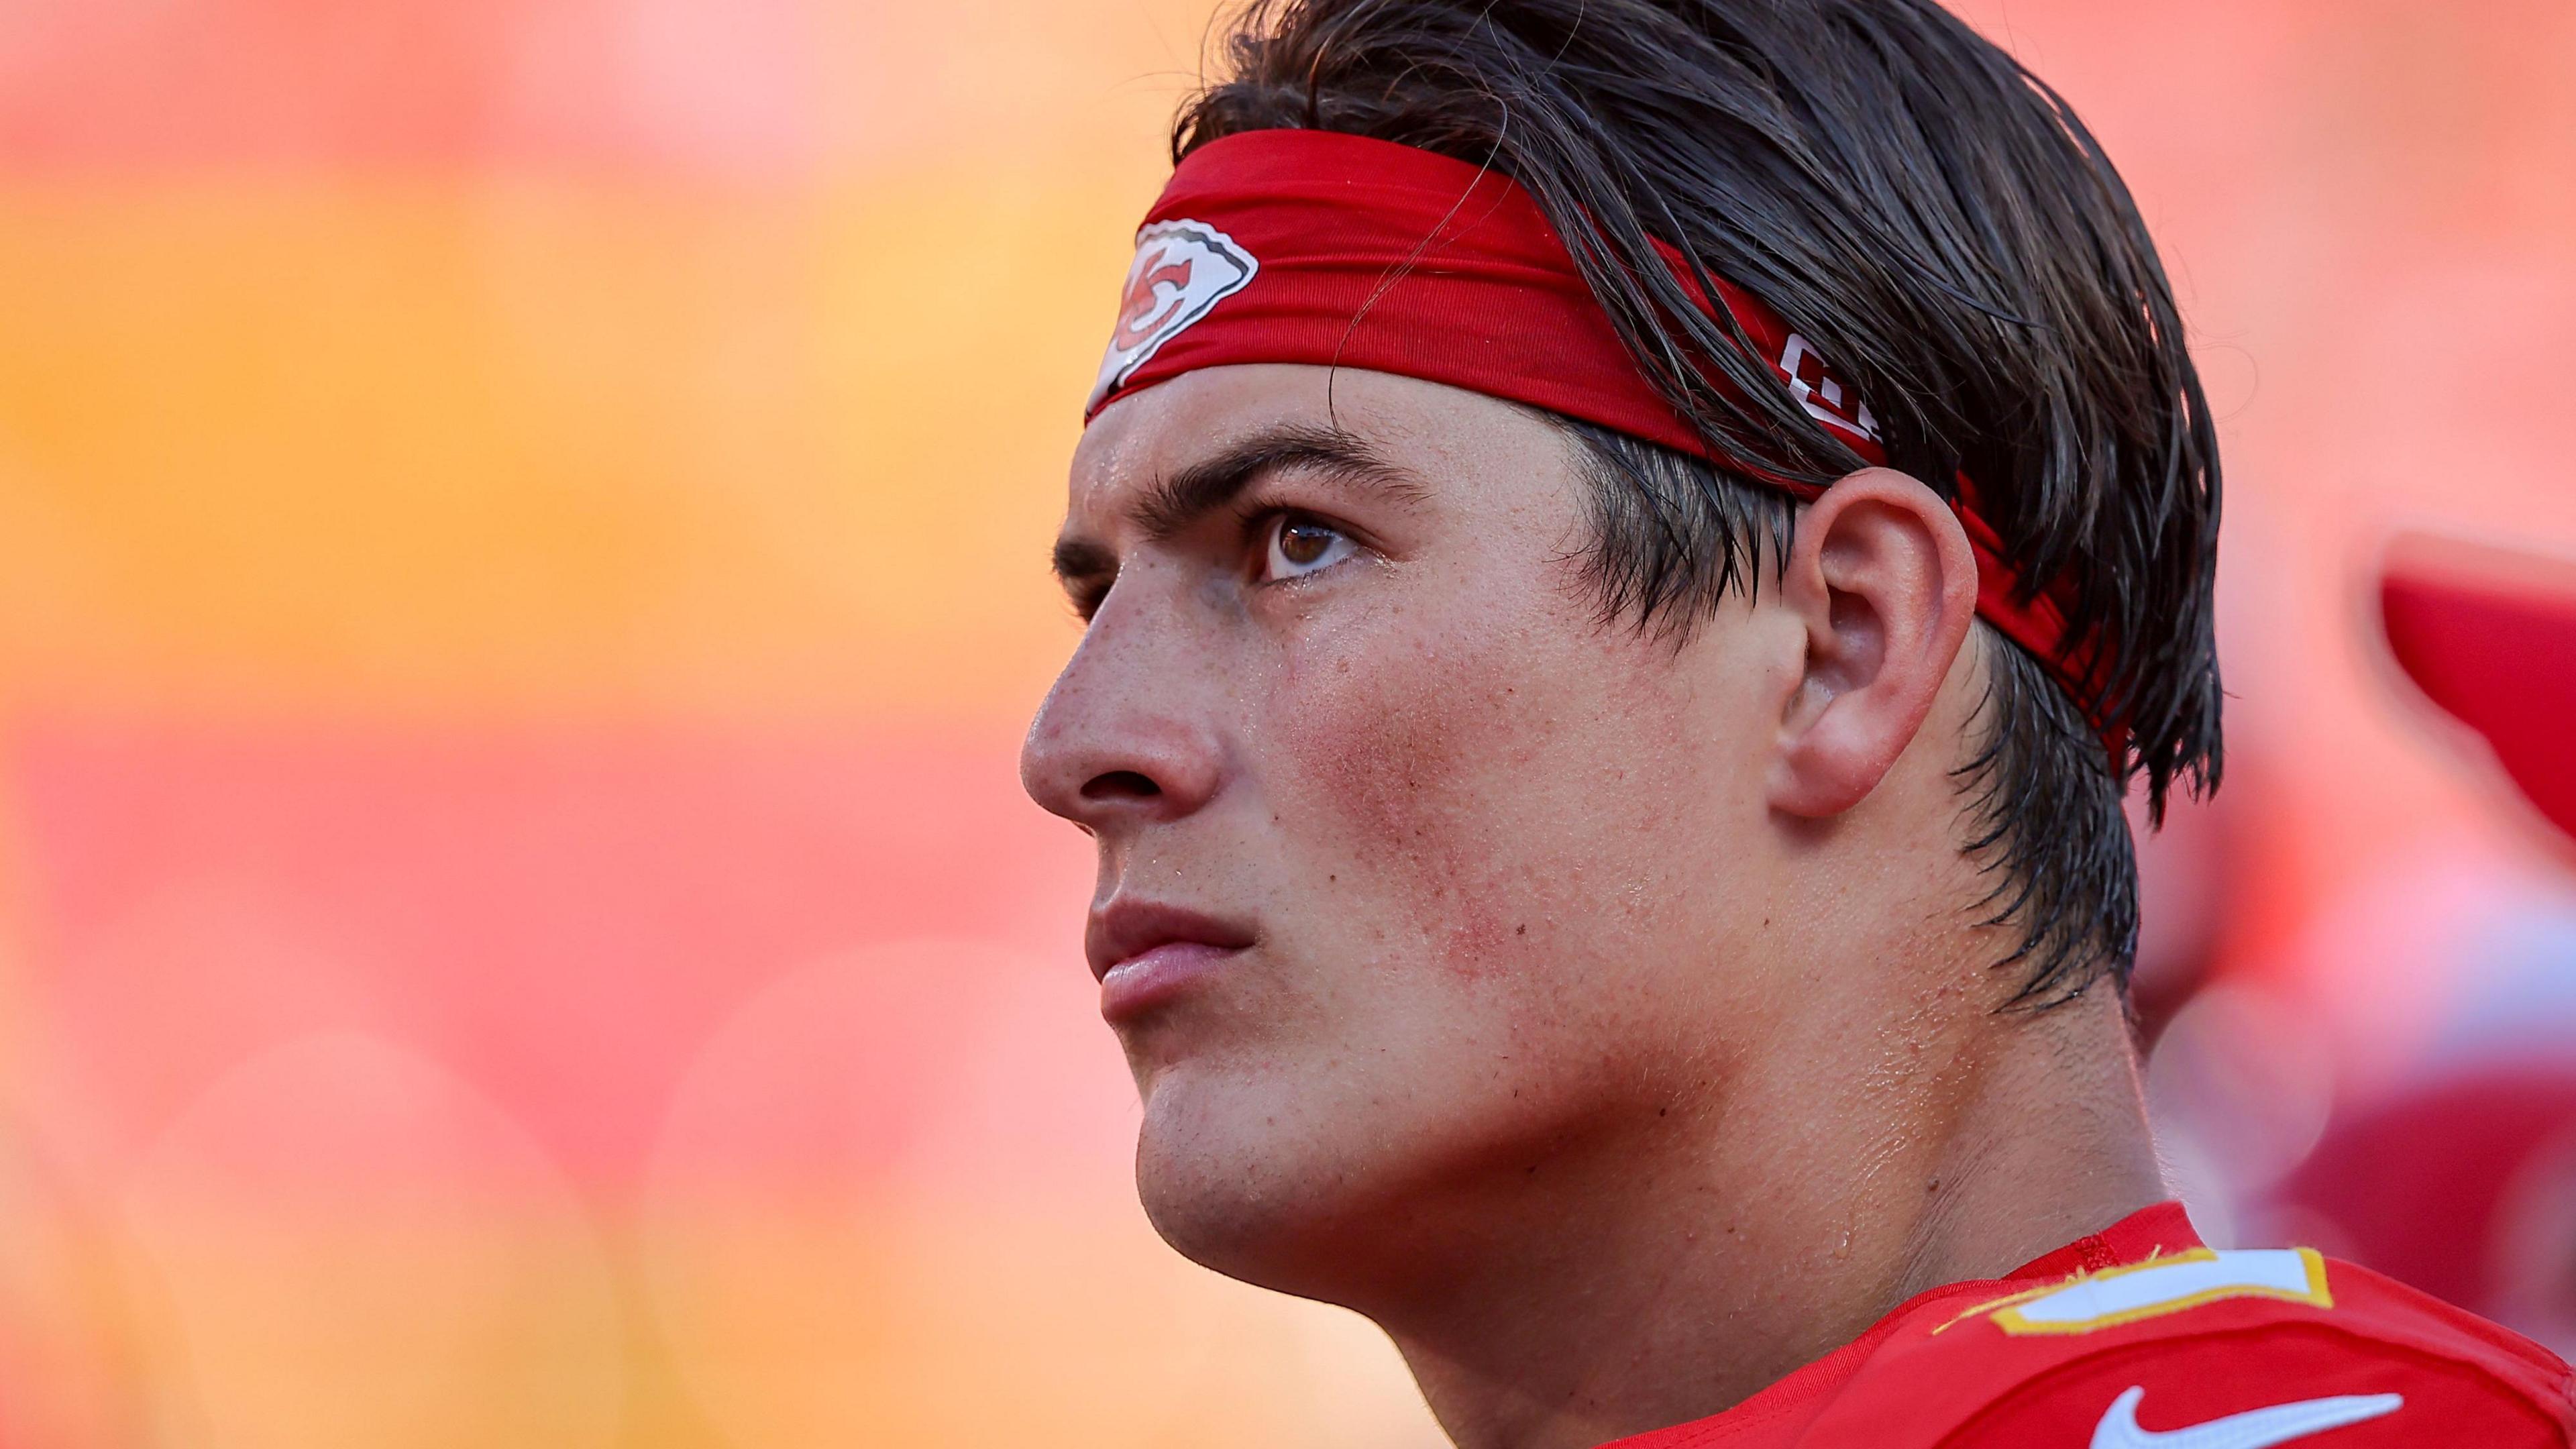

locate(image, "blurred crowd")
[[2136, 533, 2576, 1359]]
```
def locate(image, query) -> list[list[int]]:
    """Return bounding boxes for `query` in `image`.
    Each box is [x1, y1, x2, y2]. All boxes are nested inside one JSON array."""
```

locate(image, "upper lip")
[[1085, 899, 1257, 981]]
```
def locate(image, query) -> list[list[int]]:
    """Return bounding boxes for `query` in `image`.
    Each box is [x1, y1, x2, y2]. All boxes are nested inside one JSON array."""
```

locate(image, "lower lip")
[[1099, 941, 1244, 1022]]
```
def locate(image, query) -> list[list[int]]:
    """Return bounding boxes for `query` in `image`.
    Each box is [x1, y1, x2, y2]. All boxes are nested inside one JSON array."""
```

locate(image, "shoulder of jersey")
[[1804, 1246, 2576, 1448]]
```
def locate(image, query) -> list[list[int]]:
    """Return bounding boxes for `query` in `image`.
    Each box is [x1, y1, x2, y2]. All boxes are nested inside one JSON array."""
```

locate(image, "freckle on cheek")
[[1276, 649, 1532, 982]]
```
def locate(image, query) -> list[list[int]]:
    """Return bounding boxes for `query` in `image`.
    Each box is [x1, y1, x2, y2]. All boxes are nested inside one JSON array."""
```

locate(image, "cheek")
[[1277, 644, 1511, 979], [1260, 591, 1701, 989]]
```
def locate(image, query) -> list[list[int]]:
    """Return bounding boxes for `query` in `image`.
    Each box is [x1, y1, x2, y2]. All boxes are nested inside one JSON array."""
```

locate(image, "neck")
[[1377, 975, 2165, 1449]]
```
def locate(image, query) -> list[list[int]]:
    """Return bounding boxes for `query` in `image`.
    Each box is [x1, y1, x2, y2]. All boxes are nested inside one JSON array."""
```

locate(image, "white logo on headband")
[[1779, 332, 1881, 444], [1089, 219, 1260, 411]]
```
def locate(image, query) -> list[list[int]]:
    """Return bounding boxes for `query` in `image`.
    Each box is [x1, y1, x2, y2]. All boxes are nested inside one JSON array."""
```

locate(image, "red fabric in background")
[[2276, 1072, 2576, 1316], [2382, 547, 2576, 841]]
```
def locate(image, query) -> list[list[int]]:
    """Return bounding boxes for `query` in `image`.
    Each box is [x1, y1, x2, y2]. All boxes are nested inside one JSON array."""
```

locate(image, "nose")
[[1020, 598, 1226, 835]]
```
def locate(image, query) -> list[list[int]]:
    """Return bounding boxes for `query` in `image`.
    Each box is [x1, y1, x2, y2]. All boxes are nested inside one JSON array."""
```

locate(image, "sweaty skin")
[[1020, 362, 2165, 1449]]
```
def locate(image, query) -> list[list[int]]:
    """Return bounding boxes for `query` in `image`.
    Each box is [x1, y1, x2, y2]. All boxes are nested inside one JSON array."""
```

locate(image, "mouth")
[[1086, 900, 1258, 1023]]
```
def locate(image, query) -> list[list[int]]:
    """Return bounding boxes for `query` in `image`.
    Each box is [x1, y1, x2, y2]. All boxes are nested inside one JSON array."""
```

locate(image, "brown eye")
[[1263, 515, 1356, 581], [1279, 521, 1332, 564]]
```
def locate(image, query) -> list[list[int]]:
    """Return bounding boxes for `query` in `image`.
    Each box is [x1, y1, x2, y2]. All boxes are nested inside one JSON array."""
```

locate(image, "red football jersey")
[[1608, 1202, 2575, 1448]]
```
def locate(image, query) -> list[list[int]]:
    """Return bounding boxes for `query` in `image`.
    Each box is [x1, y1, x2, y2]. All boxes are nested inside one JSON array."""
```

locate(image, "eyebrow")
[[1051, 421, 1430, 592]]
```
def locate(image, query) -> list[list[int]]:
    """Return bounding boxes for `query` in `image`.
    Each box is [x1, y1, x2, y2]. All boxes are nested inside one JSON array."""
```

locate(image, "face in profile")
[[1022, 363, 1796, 1307]]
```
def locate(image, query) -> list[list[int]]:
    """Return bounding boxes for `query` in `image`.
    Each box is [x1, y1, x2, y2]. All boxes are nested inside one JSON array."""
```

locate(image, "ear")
[[1768, 467, 1980, 818]]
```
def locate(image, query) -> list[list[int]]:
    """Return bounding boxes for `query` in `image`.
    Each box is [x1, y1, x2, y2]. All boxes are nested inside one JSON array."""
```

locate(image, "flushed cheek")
[[1260, 613, 1674, 994], [1269, 645, 1501, 966]]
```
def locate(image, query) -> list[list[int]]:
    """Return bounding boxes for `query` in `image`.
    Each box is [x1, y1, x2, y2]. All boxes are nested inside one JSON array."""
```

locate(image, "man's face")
[[1022, 365, 1799, 1301]]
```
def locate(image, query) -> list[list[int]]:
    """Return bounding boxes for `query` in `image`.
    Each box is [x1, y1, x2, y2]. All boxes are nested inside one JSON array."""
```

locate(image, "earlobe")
[[1767, 468, 1980, 818]]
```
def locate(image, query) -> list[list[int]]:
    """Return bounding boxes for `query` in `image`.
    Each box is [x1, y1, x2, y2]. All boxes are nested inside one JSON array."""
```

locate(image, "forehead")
[[1067, 364, 1573, 525]]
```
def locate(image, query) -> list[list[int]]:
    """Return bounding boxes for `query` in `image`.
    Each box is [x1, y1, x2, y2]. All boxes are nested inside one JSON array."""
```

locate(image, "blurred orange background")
[[0, 1, 2573, 1444]]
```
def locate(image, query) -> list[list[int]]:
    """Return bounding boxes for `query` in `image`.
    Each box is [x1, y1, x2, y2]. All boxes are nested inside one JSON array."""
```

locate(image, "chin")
[[1129, 1060, 1417, 1303]]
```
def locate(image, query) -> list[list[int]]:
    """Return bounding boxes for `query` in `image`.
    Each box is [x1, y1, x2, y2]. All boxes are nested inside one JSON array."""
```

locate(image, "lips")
[[1086, 900, 1256, 1022]]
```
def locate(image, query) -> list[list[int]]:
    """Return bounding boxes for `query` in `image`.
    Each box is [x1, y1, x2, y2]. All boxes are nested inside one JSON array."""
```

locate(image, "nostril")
[[1081, 769, 1162, 802]]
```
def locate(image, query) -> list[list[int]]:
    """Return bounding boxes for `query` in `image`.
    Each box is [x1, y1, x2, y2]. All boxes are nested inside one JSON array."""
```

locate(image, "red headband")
[[1085, 128, 2112, 753]]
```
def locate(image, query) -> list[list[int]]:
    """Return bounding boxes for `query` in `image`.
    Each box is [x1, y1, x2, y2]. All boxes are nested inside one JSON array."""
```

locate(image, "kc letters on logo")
[[1778, 331, 1881, 444], [1090, 220, 1258, 411]]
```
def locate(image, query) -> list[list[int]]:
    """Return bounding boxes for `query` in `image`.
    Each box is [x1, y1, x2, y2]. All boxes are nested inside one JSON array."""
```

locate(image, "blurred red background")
[[0, 1, 2571, 1444]]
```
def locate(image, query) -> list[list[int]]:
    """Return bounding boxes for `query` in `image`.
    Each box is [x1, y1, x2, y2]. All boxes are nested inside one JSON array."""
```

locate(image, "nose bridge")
[[1021, 561, 1230, 826]]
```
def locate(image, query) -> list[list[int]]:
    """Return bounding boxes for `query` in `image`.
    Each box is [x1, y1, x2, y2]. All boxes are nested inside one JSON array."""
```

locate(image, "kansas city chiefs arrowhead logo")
[[1089, 219, 1258, 411]]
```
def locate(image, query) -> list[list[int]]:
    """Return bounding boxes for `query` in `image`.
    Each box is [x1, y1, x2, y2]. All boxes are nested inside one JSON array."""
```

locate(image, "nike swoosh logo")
[[2091, 1385, 2404, 1449]]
